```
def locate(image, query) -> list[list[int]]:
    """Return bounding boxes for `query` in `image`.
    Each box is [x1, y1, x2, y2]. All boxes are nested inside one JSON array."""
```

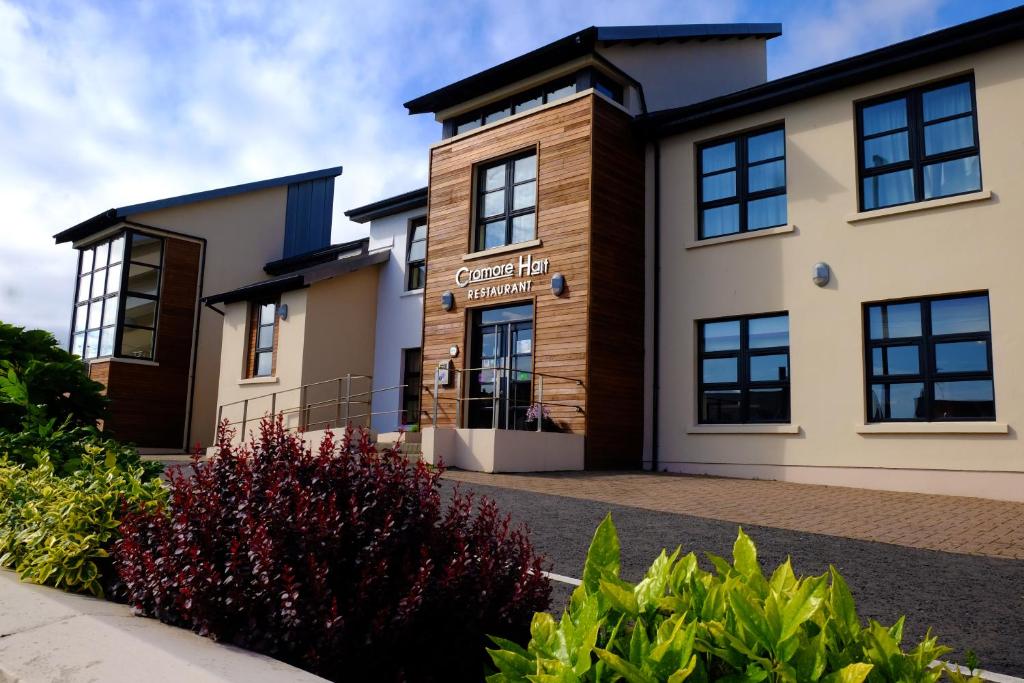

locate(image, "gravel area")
[[441, 479, 1024, 676]]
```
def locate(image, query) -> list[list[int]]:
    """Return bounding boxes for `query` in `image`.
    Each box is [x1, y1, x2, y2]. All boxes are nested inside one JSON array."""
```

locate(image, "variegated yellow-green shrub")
[[488, 515, 980, 683], [0, 446, 165, 597]]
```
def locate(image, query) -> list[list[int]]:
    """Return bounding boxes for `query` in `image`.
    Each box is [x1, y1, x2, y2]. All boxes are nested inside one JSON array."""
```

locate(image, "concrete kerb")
[[0, 570, 326, 683]]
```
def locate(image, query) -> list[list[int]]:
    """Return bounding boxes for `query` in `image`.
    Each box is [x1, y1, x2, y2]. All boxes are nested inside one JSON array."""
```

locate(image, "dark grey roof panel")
[[596, 24, 781, 42]]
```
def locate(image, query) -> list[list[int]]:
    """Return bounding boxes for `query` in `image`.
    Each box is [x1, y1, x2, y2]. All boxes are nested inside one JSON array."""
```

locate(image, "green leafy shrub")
[[0, 322, 108, 431], [0, 447, 165, 596], [488, 515, 980, 683]]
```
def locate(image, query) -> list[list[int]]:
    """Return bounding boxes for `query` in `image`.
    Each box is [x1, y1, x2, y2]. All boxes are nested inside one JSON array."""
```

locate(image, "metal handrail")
[[216, 374, 414, 438], [430, 366, 583, 432]]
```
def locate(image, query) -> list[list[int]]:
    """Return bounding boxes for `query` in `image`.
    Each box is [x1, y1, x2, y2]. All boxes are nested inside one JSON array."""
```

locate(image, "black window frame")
[[697, 312, 791, 424], [473, 150, 537, 252], [863, 292, 994, 423], [697, 125, 787, 240], [856, 75, 981, 211], [406, 216, 427, 291], [249, 300, 278, 378], [69, 228, 163, 362], [448, 75, 581, 137], [118, 232, 163, 360], [401, 347, 422, 426]]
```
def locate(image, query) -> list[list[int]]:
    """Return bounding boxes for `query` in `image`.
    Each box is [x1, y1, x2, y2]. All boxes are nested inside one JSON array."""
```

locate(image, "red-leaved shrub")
[[113, 416, 550, 682]]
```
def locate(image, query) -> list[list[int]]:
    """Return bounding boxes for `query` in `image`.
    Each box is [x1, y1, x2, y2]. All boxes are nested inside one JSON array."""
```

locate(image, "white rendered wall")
[[368, 207, 426, 433]]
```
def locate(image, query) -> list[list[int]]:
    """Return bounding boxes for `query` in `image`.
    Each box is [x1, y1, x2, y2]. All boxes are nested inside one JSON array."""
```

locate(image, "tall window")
[[858, 77, 981, 211], [70, 230, 163, 361], [865, 293, 994, 422], [698, 313, 790, 424], [401, 348, 422, 426], [475, 152, 537, 251], [406, 216, 427, 291], [248, 301, 278, 378], [698, 127, 787, 239]]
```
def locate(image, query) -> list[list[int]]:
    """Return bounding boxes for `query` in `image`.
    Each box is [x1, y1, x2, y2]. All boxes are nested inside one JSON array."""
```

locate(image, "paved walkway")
[[443, 470, 1024, 560]]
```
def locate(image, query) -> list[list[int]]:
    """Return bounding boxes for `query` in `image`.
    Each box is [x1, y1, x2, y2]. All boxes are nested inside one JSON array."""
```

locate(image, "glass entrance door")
[[468, 303, 533, 429]]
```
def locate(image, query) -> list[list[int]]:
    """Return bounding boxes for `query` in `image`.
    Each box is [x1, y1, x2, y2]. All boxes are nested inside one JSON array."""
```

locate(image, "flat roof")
[[640, 6, 1024, 137], [404, 24, 781, 115], [54, 166, 343, 245], [344, 187, 428, 223]]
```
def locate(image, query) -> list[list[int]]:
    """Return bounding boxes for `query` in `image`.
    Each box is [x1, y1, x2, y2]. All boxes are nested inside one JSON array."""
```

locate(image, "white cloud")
[[0, 0, 998, 343]]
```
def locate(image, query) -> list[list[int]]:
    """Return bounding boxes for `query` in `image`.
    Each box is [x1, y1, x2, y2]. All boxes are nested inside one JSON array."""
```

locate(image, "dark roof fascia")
[[204, 249, 390, 306], [404, 24, 781, 115], [263, 238, 370, 276], [344, 187, 428, 223], [54, 165, 344, 244], [203, 274, 307, 306], [595, 24, 780, 43], [640, 6, 1024, 137]]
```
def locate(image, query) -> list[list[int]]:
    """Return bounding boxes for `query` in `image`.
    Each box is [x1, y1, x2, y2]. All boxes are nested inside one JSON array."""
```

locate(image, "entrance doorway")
[[468, 302, 533, 429]]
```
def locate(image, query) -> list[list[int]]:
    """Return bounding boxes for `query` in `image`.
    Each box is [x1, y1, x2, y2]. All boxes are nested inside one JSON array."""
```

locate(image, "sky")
[[0, 0, 1019, 344]]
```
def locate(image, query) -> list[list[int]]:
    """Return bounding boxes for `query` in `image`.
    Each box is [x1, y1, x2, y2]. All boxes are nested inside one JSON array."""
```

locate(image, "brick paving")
[[442, 470, 1024, 560]]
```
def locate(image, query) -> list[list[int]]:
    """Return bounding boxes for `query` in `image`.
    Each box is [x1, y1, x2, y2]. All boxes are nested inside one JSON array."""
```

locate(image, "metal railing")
[[429, 366, 583, 432], [217, 374, 411, 438]]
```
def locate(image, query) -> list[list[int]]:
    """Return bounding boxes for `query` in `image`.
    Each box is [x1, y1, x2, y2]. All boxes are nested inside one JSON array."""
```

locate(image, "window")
[[864, 293, 994, 422], [248, 301, 277, 378], [406, 216, 427, 291], [857, 77, 981, 211], [401, 348, 422, 426], [698, 126, 787, 239], [451, 76, 577, 136], [698, 313, 790, 424], [475, 151, 537, 251], [70, 230, 163, 361]]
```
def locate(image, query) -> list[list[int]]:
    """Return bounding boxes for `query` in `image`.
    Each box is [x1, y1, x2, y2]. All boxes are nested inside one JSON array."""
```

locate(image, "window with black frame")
[[248, 301, 277, 378], [865, 293, 994, 422], [475, 152, 537, 251], [401, 348, 422, 426], [452, 77, 577, 136], [698, 126, 787, 239], [698, 313, 790, 424], [858, 77, 981, 211], [70, 230, 163, 361], [406, 216, 427, 291]]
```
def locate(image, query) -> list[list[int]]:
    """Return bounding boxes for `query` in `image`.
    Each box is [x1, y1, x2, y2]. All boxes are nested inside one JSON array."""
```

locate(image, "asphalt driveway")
[[440, 479, 1024, 676]]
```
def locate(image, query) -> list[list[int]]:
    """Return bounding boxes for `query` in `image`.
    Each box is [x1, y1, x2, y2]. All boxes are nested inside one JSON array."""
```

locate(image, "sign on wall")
[[454, 253, 550, 301]]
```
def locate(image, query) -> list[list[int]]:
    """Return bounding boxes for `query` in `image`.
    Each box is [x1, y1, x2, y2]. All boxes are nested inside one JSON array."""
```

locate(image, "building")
[[53, 166, 343, 452], [345, 188, 429, 436], [641, 7, 1024, 500], [405, 24, 781, 471], [53, 7, 1024, 501]]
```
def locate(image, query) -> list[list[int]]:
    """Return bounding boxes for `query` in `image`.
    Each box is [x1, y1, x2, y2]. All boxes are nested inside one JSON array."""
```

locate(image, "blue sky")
[[0, 0, 1019, 342]]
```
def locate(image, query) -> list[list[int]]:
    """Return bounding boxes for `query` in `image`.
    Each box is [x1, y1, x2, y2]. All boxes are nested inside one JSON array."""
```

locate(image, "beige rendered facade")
[[214, 263, 381, 440], [651, 41, 1024, 501]]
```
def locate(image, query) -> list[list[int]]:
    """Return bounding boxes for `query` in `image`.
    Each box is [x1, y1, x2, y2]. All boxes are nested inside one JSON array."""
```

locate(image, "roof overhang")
[[54, 165, 343, 245], [204, 249, 389, 306], [344, 187, 428, 223], [404, 24, 781, 116]]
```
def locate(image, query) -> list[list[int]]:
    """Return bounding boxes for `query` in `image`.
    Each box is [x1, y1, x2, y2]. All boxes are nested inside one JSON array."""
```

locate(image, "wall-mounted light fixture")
[[551, 272, 566, 297], [277, 303, 289, 320], [441, 290, 455, 311], [449, 345, 459, 358], [812, 262, 831, 287]]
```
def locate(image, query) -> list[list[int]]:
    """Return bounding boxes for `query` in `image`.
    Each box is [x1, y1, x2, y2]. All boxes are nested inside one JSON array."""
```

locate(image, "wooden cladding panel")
[[98, 237, 201, 449], [421, 97, 594, 434], [586, 97, 646, 469]]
